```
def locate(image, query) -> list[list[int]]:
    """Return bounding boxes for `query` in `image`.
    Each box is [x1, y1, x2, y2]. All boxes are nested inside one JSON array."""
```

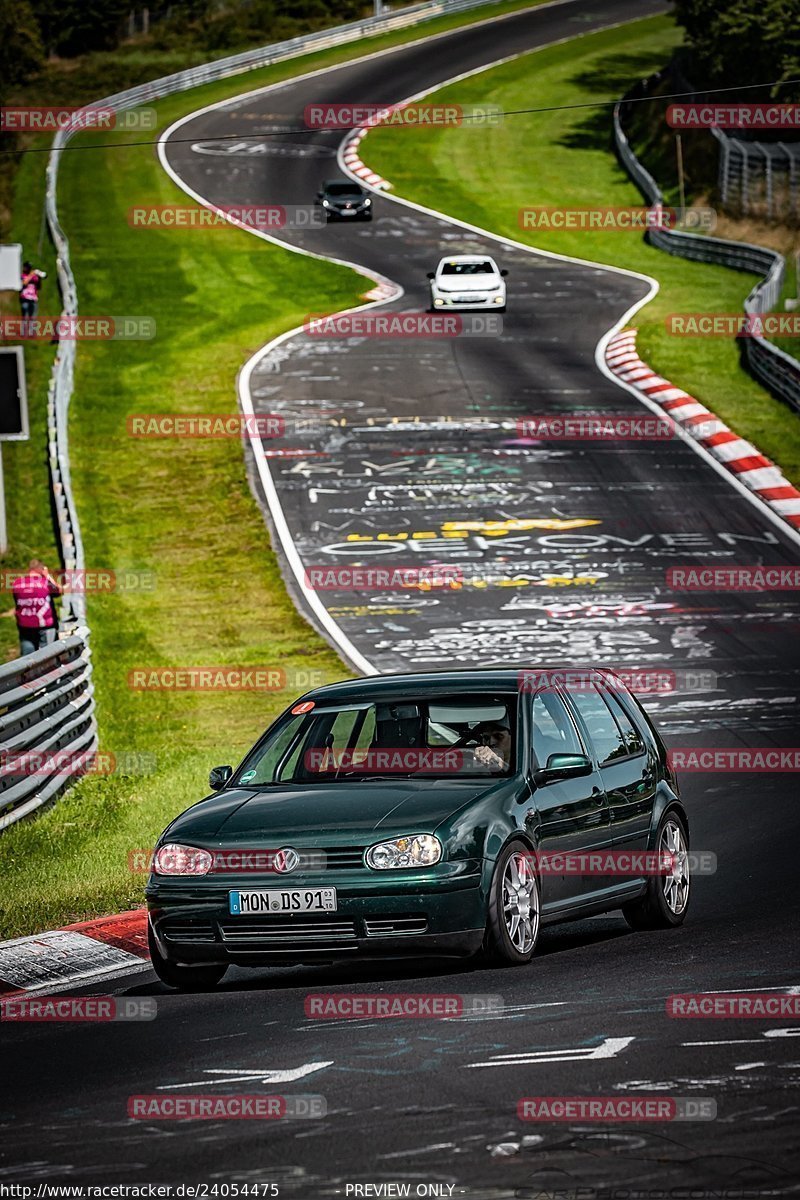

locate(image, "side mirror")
[[500, 269, 509, 276], [209, 764, 233, 791], [426, 272, 435, 279], [534, 752, 592, 787]]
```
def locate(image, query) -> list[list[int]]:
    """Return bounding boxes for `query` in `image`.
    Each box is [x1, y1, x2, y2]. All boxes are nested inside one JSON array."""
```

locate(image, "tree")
[[673, 0, 800, 99], [0, 0, 43, 94], [30, 0, 130, 58]]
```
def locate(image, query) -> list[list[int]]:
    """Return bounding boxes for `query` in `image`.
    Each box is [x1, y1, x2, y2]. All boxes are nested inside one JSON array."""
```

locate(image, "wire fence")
[[712, 128, 800, 223]]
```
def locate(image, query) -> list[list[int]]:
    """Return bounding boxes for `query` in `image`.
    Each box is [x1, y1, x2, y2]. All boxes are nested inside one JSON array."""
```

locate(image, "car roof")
[[323, 179, 363, 188], [437, 254, 495, 264], [299, 667, 625, 704]]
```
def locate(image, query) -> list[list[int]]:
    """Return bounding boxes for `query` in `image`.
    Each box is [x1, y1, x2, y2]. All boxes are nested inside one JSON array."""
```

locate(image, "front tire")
[[148, 923, 227, 991], [623, 811, 691, 930], [484, 839, 540, 965]]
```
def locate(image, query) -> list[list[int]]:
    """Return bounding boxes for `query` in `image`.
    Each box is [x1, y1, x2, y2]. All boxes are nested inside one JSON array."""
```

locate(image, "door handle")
[[592, 787, 604, 804]]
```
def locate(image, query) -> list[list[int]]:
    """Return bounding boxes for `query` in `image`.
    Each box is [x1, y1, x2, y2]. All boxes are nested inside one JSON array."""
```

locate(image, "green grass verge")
[[0, 0, 557, 939], [364, 13, 800, 484]]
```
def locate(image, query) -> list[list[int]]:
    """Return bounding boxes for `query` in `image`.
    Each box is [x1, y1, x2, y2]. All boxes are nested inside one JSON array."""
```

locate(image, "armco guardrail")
[[0, 629, 96, 830], [0, 0, 506, 831], [613, 80, 800, 414]]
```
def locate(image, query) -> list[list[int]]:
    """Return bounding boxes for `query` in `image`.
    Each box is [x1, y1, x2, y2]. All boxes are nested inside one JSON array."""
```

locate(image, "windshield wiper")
[[338, 772, 417, 781]]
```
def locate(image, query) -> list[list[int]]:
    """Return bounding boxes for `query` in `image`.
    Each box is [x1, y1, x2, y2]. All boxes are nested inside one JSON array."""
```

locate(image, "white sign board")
[[0, 244, 23, 291]]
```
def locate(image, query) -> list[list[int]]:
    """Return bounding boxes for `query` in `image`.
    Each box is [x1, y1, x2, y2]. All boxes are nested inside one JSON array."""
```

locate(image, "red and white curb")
[[341, 126, 392, 190], [0, 909, 149, 996], [606, 328, 800, 532], [362, 280, 398, 302]]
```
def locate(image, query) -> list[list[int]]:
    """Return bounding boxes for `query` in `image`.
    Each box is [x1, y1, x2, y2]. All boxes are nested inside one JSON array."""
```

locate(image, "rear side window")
[[601, 687, 645, 756], [569, 685, 629, 765]]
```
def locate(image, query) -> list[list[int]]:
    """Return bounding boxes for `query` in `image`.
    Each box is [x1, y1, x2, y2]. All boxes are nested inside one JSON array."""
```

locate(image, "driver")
[[473, 720, 512, 771]]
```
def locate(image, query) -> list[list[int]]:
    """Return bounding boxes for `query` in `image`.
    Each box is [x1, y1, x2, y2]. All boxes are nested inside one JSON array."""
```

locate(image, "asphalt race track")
[[3, 0, 800, 1193]]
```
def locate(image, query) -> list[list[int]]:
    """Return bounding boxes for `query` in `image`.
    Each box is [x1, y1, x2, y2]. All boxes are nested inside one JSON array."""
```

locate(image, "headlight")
[[322, 199, 330, 208], [364, 197, 371, 206], [366, 834, 442, 870], [153, 843, 212, 876]]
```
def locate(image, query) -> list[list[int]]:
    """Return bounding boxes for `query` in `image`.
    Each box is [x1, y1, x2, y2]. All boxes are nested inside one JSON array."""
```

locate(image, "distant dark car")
[[146, 669, 690, 989], [316, 179, 372, 221]]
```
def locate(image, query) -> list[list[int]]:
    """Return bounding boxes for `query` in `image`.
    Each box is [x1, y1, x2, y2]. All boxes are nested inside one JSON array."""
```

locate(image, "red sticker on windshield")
[[292, 701, 316, 714]]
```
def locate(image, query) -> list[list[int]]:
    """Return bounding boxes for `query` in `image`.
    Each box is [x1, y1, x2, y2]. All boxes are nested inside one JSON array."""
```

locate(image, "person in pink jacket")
[[20, 261, 47, 321], [10, 560, 62, 656]]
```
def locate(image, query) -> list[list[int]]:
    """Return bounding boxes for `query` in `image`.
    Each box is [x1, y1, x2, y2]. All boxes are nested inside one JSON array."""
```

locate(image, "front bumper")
[[147, 865, 485, 966], [325, 205, 371, 220], [430, 290, 505, 310]]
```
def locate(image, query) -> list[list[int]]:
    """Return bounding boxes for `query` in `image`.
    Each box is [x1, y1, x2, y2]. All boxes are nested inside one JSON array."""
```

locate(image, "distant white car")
[[428, 254, 507, 312]]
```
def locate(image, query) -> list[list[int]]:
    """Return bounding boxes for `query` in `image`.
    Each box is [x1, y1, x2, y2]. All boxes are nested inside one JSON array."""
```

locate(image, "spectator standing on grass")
[[20, 261, 46, 321], [8, 560, 62, 656]]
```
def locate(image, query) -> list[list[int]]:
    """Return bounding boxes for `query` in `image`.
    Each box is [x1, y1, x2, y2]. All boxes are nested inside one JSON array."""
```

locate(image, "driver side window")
[[532, 693, 583, 766]]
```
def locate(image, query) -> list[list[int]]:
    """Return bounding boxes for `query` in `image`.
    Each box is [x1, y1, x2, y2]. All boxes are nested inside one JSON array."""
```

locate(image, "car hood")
[[162, 778, 506, 845], [328, 195, 365, 206], [436, 274, 500, 291]]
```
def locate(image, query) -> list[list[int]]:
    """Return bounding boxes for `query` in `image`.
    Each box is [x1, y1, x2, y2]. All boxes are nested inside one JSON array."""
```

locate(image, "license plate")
[[228, 888, 337, 915], [340, 209, 356, 215]]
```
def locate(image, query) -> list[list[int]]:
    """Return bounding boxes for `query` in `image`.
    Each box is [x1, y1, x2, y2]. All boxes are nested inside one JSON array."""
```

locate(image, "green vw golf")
[[146, 668, 690, 989]]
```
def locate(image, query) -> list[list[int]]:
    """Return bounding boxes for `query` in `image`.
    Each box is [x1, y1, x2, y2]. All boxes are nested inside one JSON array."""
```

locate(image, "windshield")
[[440, 261, 495, 275], [234, 695, 517, 786], [326, 183, 363, 196]]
